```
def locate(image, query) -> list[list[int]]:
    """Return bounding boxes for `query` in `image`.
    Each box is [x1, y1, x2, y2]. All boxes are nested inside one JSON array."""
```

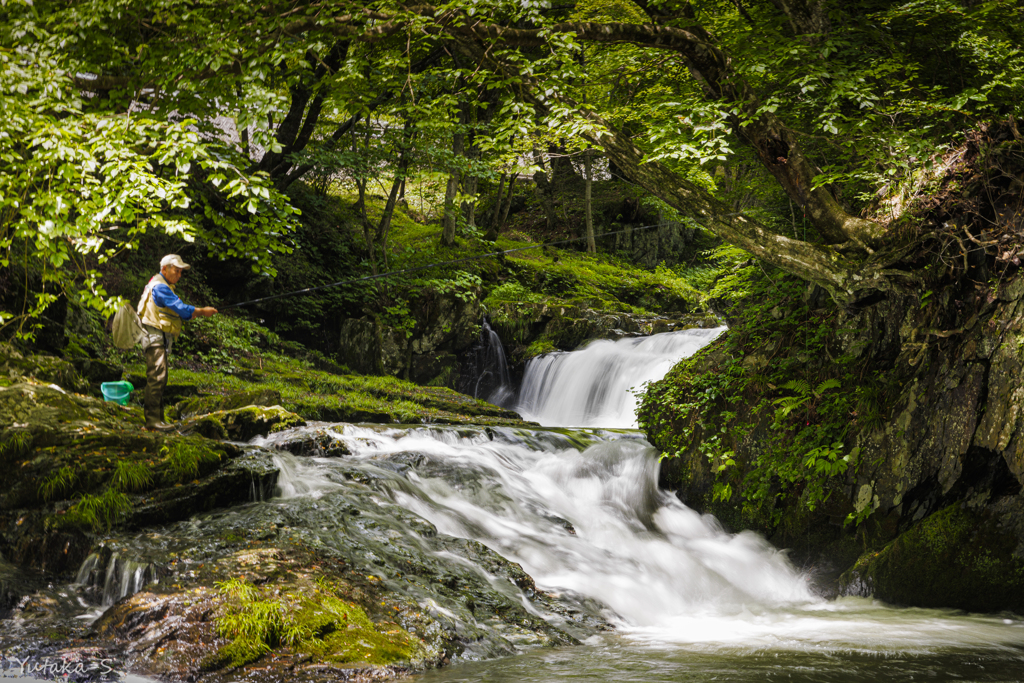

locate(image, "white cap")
[[160, 254, 190, 270]]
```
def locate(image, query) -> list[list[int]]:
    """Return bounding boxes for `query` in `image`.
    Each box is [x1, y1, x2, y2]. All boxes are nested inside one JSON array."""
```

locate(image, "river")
[[271, 328, 1024, 681], [5, 327, 1024, 681]]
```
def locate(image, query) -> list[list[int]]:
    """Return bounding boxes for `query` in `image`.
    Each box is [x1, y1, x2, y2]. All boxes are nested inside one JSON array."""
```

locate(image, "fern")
[[781, 379, 811, 395], [816, 379, 842, 394]]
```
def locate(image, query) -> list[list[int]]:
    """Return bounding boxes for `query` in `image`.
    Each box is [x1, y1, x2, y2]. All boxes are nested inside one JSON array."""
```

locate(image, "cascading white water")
[[269, 425, 814, 627], [266, 424, 1024, 669], [75, 551, 159, 606], [516, 327, 726, 428], [477, 320, 514, 407]]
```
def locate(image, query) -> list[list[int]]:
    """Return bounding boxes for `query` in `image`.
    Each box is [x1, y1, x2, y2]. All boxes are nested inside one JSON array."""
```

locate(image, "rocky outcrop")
[[0, 350, 584, 681], [338, 285, 483, 386], [0, 343, 89, 393], [643, 273, 1024, 607], [838, 500, 1024, 611], [0, 382, 277, 577]]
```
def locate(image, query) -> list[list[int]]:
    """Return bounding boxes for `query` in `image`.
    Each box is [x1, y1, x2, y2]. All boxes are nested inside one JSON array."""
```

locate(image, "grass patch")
[[161, 440, 222, 483], [38, 464, 83, 502], [53, 488, 133, 532], [111, 460, 154, 492]]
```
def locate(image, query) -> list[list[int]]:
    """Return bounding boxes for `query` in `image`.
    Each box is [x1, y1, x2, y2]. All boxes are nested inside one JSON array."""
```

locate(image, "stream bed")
[[4, 328, 1024, 681], [274, 424, 1024, 683]]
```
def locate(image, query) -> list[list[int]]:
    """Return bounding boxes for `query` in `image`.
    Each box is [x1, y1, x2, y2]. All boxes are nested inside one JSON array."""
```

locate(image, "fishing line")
[[219, 221, 685, 310]]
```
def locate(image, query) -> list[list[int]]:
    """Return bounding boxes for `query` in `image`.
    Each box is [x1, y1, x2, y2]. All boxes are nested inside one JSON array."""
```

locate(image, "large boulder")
[[167, 388, 284, 421], [838, 500, 1024, 611], [0, 344, 89, 393], [179, 404, 306, 441]]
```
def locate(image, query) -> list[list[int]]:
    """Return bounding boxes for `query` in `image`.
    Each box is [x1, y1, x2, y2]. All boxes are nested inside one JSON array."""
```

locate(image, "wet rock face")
[[838, 500, 1024, 612], [89, 545, 442, 682], [0, 381, 276, 576], [338, 286, 482, 385], [2, 448, 587, 682], [650, 277, 1024, 608]]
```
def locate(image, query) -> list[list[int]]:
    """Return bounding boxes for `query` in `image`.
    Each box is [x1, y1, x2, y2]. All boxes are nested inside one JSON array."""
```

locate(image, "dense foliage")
[[637, 260, 899, 526], [5, 0, 1021, 342]]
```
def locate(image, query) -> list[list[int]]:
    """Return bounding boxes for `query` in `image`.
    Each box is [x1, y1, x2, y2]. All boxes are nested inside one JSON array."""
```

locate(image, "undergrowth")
[[637, 263, 897, 528], [53, 488, 133, 532], [161, 441, 222, 483]]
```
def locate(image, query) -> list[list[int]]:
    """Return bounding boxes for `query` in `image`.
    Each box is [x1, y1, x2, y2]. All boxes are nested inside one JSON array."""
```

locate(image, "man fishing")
[[137, 254, 218, 431]]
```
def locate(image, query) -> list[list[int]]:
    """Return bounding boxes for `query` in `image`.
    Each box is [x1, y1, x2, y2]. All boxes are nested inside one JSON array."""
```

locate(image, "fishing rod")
[[218, 221, 682, 311]]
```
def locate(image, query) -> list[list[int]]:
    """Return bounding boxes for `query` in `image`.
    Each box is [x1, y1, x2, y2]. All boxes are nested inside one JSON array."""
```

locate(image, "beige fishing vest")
[[137, 273, 184, 338]]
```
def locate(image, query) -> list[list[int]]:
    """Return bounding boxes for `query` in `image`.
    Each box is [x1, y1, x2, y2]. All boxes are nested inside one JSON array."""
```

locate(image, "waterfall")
[[75, 550, 160, 606], [460, 320, 514, 407], [516, 327, 725, 428], [268, 424, 815, 628], [264, 424, 1024, 666]]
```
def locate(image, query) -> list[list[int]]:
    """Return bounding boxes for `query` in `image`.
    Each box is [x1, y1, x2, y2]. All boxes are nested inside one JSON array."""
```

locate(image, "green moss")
[[209, 576, 422, 670], [134, 348, 523, 427], [525, 339, 558, 358], [841, 504, 1024, 611]]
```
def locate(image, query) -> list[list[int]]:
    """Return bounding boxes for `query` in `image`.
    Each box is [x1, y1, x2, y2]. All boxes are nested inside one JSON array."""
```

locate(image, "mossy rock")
[[838, 502, 1024, 612], [0, 381, 277, 575], [93, 544, 447, 681], [180, 405, 306, 442], [168, 388, 283, 421], [0, 344, 88, 393]]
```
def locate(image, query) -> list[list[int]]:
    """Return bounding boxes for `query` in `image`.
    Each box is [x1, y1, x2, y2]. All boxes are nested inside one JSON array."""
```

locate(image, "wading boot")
[[144, 395, 174, 431], [143, 344, 173, 431]]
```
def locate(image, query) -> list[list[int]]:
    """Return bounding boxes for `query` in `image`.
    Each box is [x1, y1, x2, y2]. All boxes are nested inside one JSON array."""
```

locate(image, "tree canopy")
[[2, 0, 1022, 335]]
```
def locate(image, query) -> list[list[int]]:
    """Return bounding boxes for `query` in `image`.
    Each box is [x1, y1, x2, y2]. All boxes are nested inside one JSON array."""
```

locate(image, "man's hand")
[[195, 307, 218, 318]]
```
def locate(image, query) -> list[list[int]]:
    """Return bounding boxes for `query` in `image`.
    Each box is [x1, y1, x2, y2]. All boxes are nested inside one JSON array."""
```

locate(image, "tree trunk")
[[532, 148, 557, 231], [584, 151, 596, 254], [257, 41, 349, 179], [441, 126, 464, 247], [485, 173, 507, 241], [497, 175, 517, 232], [374, 118, 413, 271], [548, 142, 576, 190], [461, 101, 478, 230]]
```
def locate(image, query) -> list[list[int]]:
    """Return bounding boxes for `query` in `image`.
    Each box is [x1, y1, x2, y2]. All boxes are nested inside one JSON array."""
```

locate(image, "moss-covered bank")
[[0, 343, 586, 681], [839, 502, 1024, 612], [637, 132, 1024, 610]]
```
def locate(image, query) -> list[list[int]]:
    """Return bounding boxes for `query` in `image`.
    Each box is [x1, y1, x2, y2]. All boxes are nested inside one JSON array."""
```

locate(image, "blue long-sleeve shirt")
[[151, 282, 195, 321]]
